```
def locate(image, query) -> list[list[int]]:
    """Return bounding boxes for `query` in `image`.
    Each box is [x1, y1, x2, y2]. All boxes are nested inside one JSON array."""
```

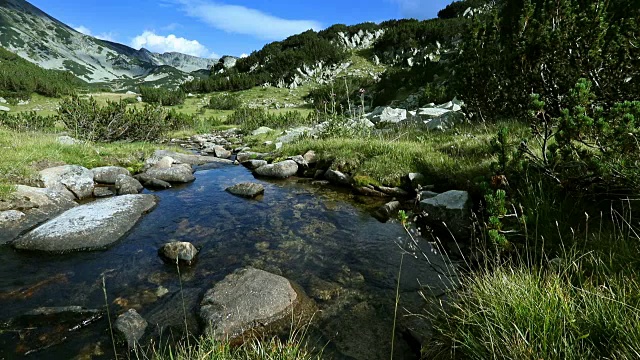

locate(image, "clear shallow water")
[[0, 164, 453, 360]]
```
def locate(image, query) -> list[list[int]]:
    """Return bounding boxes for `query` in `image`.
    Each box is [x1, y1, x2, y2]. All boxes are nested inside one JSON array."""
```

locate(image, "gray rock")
[[92, 166, 131, 184], [212, 145, 232, 159], [0, 186, 77, 245], [134, 174, 172, 190], [241, 160, 267, 170], [57, 136, 79, 145], [0, 105, 10, 112], [13, 194, 156, 252], [236, 152, 268, 162], [375, 201, 401, 221], [275, 142, 283, 150], [93, 187, 114, 198], [418, 191, 439, 200], [199, 268, 302, 341], [252, 126, 274, 136], [324, 169, 350, 186], [367, 107, 407, 124], [146, 164, 195, 183], [159, 242, 199, 265], [0, 210, 25, 224], [288, 155, 308, 168], [115, 309, 147, 348], [276, 127, 314, 144], [39, 165, 95, 200], [155, 156, 176, 169], [254, 160, 298, 179], [303, 150, 317, 164], [314, 170, 326, 179], [420, 190, 471, 239], [226, 182, 265, 198], [144, 150, 232, 170], [115, 174, 143, 195], [378, 186, 410, 197], [144, 178, 172, 190], [408, 173, 427, 189]]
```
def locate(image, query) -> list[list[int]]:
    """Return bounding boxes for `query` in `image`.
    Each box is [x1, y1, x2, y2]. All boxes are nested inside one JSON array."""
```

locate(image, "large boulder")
[[145, 164, 195, 183], [226, 183, 265, 198], [420, 190, 471, 239], [39, 165, 94, 200], [92, 166, 131, 185], [254, 160, 298, 179], [115, 174, 143, 195], [0, 186, 77, 245], [13, 194, 157, 252], [367, 107, 407, 124], [115, 309, 147, 348], [252, 127, 274, 136], [199, 268, 310, 341]]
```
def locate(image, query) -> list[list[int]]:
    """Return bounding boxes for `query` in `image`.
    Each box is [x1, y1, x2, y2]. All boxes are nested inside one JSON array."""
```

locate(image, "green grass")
[[278, 121, 529, 188], [150, 334, 321, 360], [426, 261, 640, 360], [0, 127, 172, 197]]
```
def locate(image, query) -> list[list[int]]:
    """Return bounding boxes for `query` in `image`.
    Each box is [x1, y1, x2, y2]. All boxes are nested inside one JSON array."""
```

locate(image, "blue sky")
[[29, 0, 452, 58]]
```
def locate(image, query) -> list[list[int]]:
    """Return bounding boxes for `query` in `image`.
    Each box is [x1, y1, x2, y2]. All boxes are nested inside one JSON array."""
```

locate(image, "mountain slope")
[[0, 0, 216, 86]]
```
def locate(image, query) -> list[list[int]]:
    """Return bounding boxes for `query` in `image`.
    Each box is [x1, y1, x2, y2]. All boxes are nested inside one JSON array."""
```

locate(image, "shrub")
[[58, 95, 168, 142], [305, 77, 376, 116], [0, 111, 58, 132], [139, 86, 185, 106], [206, 93, 242, 110], [454, 0, 640, 119]]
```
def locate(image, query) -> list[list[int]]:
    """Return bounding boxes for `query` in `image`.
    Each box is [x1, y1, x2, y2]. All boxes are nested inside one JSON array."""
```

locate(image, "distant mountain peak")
[[0, 0, 216, 88]]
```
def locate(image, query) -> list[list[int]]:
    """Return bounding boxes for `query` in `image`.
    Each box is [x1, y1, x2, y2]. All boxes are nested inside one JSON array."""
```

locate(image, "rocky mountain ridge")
[[0, 0, 216, 87]]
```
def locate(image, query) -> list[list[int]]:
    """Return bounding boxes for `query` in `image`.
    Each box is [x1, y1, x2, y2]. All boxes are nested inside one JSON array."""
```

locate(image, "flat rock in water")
[[13, 194, 156, 252], [145, 164, 195, 183], [226, 182, 265, 198], [0, 186, 77, 245], [254, 160, 298, 179], [39, 165, 94, 200], [241, 159, 267, 170], [199, 267, 303, 341], [92, 166, 131, 184], [145, 150, 232, 169]]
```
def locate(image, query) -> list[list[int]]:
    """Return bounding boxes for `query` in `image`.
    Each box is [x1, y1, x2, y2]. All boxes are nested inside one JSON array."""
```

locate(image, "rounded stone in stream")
[[115, 309, 147, 348], [199, 267, 310, 341], [39, 165, 95, 200], [241, 159, 267, 170], [254, 160, 298, 179], [159, 241, 198, 265], [115, 174, 143, 195], [145, 164, 195, 183], [226, 182, 265, 198], [92, 166, 131, 185], [13, 194, 157, 252]]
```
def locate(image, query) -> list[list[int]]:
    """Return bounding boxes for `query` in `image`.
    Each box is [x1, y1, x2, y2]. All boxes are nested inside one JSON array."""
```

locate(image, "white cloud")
[[73, 25, 116, 42], [174, 0, 322, 40], [131, 31, 213, 57]]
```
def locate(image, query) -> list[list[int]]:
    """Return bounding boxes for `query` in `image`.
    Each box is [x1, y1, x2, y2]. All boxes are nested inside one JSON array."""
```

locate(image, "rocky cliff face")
[[0, 0, 216, 84]]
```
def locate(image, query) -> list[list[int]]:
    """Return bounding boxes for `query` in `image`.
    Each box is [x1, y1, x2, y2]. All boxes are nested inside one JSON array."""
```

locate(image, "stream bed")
[[0, 163, 454, 359]]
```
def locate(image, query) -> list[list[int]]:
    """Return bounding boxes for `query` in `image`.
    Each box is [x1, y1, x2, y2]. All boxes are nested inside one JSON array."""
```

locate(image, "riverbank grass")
[[0, 127, 168, 198]]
